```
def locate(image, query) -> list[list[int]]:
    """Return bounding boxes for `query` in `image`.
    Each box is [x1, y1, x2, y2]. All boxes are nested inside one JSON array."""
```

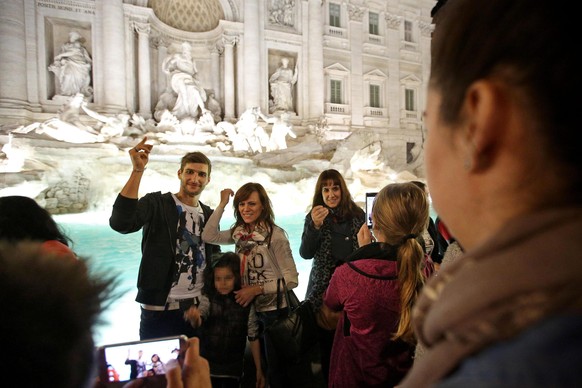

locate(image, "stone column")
[[0, 1, 27, 105], [243, 0, 260, 108], [157, 38, 168, 95], [100, 0, 126, 112], [223, 35, 237, 121], [385, 13, 402, 125], [308, 0, 324, 119], [348, 4, 364, 126], [209, 43, 221, 100], [135, 22, 152, 119]]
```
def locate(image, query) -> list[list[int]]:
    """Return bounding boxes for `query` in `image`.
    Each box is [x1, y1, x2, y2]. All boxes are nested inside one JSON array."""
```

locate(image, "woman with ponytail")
[[323, 182, 429, 387]]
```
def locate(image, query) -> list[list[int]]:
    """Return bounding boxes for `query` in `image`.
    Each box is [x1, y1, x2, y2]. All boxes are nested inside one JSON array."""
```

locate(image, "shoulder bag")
[[264, 245, 319, 363]]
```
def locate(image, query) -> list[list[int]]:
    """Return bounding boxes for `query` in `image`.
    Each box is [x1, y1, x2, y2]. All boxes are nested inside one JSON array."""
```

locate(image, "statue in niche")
[[162, 42, 208, 120], [269, 57, 298, 113], [48, 31, 93, 100]]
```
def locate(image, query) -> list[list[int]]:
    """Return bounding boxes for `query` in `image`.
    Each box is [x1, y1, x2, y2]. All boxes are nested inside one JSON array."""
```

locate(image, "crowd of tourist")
[[2, 0, 580, 387]]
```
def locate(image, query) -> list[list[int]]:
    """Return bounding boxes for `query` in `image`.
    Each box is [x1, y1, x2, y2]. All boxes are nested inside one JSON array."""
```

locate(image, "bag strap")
[[275, 277, 292, 312], [264, 230, 294, 311]]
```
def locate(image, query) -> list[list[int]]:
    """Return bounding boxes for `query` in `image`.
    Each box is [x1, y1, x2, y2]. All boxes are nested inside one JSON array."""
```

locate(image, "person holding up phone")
[[298, 169, 365, 384], [184, 252, 265, 388]]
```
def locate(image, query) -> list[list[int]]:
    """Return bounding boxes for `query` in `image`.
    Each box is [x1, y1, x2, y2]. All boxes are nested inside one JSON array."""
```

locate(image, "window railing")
[[364, 107, 387, 117], [325, 103, 350, 114], [326, 25, 346, 37], [366, 34, 384, 45], [401, 41, 418, 51]]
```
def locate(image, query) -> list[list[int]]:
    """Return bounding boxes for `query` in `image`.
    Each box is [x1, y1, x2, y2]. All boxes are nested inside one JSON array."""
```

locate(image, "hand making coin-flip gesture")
[[129, 136, 154, 173]]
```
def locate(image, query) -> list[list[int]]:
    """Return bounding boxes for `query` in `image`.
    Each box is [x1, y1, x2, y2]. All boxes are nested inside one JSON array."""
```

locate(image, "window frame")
[[329, 3, 341, 27]]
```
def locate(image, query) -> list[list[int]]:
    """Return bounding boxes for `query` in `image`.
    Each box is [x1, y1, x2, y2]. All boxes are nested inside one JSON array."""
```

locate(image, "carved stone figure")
[[48, 31, 93, 100], [269, 57, 298, 113], [266, 112, 297, 151], [235, 107, 270, 153], [162, 42, 208, 120], [205, 90, 222, 123]]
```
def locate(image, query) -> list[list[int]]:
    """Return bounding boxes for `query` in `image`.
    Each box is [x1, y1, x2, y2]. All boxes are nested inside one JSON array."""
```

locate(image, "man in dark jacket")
[[110, 136, 220, 339]]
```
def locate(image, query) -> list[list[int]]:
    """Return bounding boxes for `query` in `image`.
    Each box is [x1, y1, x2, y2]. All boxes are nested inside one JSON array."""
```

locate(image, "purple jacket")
[[324, 243, 415, 387]]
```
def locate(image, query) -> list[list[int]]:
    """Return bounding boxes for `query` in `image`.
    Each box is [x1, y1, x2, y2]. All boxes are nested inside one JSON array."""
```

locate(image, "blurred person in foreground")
[[0, 241, 114, 388], [0, 195, 75, 258], [401, 0, 582, 387], [0, 241, 212, 388]]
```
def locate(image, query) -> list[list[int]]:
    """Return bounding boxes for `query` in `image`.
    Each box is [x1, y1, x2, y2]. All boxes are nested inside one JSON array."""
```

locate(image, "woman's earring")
[[463, 158, 472, 171]]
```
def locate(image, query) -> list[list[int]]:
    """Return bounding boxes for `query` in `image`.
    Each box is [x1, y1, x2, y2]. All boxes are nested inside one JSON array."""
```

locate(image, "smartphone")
[[96, 335, 188, 387], [365, 192, 377, 228]]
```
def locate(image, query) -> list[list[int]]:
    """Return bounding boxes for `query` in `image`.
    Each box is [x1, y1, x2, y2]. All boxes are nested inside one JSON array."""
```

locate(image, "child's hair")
[[372, 182, 429, 344], [202, 251, 241, 296]]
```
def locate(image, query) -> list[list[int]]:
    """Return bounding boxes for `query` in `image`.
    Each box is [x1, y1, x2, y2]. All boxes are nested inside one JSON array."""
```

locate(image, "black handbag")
[[265, 277, 319, 363]]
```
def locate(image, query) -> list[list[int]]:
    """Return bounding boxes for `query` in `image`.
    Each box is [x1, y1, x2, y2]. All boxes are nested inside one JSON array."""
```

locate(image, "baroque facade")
[[0, 0, 434, 173]]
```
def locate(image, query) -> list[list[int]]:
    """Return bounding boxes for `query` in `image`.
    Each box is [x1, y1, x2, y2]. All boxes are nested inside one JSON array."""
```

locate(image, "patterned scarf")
[[307, 215, 363, 310], [232, 223, 270, 284], [400, 207, 582, 387]]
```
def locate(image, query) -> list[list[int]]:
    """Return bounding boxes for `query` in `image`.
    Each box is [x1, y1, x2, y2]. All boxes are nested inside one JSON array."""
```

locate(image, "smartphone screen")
[[365, 192, 377, 228], [96, 335, 187, 385]]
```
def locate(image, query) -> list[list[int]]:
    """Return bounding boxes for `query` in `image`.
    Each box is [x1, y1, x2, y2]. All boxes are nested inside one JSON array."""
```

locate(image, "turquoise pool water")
[[56, 212, 310, 347]]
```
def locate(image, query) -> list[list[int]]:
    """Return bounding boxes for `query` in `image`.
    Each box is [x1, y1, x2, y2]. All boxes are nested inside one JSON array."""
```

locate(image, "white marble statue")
[[216, 121, 249, 152], [263, 112, 297, 151], [81, 104, 129, 139], [205, 90, 222, 123], [269, 57, 298, 113], [48, 31, 93, 100], [162, 42, 208, 120], [235, 107, 270, 153], [269, 0, 295, 27]]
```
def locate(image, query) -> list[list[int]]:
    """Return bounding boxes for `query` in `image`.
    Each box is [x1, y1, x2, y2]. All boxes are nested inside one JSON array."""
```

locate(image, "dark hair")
[[0, 196, 71, 246], [232, 182, 276, 232], [202, 252, 241, 296], [431, 0, 580, 193], [180, 151, 212, 176], [311, 169, 362, 219], [0, 241, 117, 388]]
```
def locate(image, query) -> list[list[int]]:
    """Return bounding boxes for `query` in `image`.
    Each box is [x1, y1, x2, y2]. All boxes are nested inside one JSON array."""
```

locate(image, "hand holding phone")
[[96, 335, 188, 387], [357, 222, 375, 247], [365, 192, 377, 228], [166, 337, 211, 388]]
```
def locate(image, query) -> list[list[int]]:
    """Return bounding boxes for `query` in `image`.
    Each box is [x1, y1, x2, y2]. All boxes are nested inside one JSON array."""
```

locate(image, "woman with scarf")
[[202, 182, 314, 388], [400, 1, 582, 386], [299, 169, 365, 383], [323, 182, 428, 387]]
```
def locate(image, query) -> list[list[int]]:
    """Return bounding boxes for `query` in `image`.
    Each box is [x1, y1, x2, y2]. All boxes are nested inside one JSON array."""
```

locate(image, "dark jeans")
[[257, 309, 319, 388], [139, 308, 200, 340]]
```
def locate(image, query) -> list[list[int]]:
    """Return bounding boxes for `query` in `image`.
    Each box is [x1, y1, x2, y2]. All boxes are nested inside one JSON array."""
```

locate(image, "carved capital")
[[208, 40, 224, 55], [222, 35, 238, 47], [348, 4, 365, 22], [419, 21, 434, 37], [134, 22, 151, 35], [385, 13, 402, 29]]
